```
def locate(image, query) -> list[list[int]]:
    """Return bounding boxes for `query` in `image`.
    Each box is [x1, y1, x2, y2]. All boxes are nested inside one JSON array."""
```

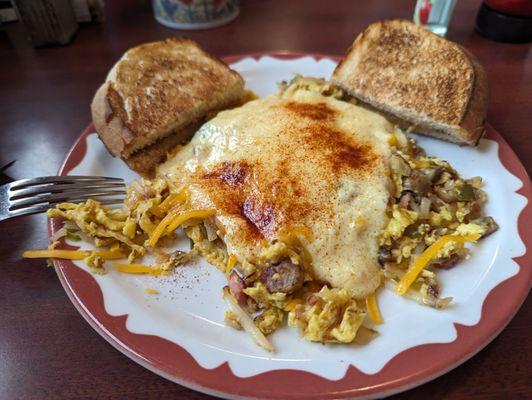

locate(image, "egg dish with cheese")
[[25, 77, 497, 352]]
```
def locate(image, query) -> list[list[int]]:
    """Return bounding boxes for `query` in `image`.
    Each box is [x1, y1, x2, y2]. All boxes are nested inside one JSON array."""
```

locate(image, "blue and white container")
[[152, 0, 239, 30]]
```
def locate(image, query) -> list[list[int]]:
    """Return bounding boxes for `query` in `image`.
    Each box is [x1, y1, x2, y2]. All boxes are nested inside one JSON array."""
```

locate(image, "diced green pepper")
[[454, 184, 476, 201]]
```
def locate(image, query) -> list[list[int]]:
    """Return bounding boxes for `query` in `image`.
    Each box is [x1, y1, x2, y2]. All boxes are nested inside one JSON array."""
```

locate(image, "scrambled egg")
[[47, 199, 146, 263], [185, 225, 228, 272], [380, 205, 418, 244], [254, 307, 284, 335], [455, 222, 488, 237], [287, 287, 366, 343], [83, 252, 105, 273], [242, 280, 368, 343], [224, 310, 242, 330], [243, 282, 287, 309]]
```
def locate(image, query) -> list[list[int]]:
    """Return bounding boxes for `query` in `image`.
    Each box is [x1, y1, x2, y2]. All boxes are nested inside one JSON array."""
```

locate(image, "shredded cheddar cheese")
[[146, 207, 182, 247], [365, 293, 383, 324], [114, 263, 169, 275], [226, 254, 238, 277], [145, 288, 159, 295], [22, 249, 124, 260], [153, 191, 187, 214], [165, 209, 216, 235], [396, 234, 480, 295]]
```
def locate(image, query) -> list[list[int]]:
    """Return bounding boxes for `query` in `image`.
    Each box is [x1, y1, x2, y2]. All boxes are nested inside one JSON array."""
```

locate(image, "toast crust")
[[457, 47, 489, 145], [332, 20, 489, 145], [91, 82, 135, 157]]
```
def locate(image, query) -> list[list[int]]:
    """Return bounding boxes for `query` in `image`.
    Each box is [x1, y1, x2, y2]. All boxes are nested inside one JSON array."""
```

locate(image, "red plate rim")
[[49, 52, 532, 400]]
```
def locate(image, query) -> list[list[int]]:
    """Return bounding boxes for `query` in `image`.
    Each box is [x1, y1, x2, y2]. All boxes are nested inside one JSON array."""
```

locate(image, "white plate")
[[50, 53, 531, 399]]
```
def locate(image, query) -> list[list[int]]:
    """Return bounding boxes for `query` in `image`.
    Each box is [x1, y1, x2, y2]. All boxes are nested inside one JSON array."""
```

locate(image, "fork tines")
[[7, 175, 126, 218]]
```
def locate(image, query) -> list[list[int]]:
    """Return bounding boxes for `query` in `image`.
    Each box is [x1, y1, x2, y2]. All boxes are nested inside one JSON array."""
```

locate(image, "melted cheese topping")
[[158, 90, 395, 298]]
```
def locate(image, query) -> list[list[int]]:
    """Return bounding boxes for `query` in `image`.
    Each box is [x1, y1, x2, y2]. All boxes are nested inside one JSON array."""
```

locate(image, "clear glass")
[[413, 0, 457, 37]]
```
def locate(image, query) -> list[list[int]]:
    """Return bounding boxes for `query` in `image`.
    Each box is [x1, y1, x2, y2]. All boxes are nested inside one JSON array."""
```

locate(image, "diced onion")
[[50, 227, 67, 243], [385, 279, 452, 309], [204, 222, 219, 241], [435, 187, 456, 203], [63, 221, 79, 230], [419, 197, 431, 219], [221, 286, 274, 352], [390, 154, 411, 176], [354, 326, 378, 345], [395, 131, 408, 148]]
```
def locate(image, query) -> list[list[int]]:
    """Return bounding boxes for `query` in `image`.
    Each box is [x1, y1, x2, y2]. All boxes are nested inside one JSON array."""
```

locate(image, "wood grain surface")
[[1, 1, 530, 399]]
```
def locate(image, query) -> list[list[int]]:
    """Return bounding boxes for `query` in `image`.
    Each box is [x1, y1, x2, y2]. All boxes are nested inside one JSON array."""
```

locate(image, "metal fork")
[[0, 176, 126, 222]]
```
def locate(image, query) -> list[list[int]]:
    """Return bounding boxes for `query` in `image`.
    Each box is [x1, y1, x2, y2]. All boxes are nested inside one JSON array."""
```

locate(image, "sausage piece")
[[378, 246, 393, 266], [398, 191, 414, 209], [432, 253, 461, 270], [403, 170, 431, 196], [228, 271, 248, 304], [260, 260, 304, 294]]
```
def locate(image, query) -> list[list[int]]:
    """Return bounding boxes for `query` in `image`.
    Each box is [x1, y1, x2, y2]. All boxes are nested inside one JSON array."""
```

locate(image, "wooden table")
[[1, 1, 530, 398]]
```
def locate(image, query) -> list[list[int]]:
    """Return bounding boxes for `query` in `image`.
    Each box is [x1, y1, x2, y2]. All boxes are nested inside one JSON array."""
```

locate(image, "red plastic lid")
[[483, 0, 532, 17]]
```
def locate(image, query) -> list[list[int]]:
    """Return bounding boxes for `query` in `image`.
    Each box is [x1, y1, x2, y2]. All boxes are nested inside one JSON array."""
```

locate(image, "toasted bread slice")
[[91, 38, 245, 166], [332, 20, 489, 145]]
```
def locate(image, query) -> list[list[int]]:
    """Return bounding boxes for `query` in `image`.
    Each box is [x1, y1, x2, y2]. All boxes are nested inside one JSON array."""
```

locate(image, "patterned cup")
[[152, 0, 239, 30]]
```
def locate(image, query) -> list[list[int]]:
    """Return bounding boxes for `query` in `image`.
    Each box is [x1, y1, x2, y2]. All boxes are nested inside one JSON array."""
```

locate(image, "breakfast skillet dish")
[[24, 21, 498, 352], [25, 81, 497, 351]]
